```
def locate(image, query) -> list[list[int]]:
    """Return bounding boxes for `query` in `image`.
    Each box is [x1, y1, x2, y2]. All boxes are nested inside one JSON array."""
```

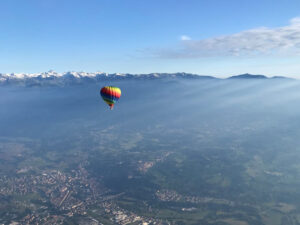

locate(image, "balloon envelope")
[[100, 86, 121, 109]]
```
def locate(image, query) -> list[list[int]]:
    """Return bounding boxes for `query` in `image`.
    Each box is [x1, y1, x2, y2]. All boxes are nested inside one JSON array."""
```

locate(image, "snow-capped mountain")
[[0, 71, 216, 86], [0, 71, 292, 86]]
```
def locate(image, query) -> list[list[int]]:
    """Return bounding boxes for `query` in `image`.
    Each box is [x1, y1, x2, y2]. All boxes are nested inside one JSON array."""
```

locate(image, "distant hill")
[[228, 73, 268, 79], [228, 73, 294, 80], [271, 76, 294, 80]]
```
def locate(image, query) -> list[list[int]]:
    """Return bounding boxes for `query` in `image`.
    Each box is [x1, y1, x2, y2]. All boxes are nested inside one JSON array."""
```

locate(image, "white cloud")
[[158, 17, 300, 58], [180, 35, 191, 41]]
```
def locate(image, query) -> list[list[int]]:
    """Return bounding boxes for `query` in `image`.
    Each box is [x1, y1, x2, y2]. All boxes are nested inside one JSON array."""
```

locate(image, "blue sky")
[[1, 0, 300, 77]]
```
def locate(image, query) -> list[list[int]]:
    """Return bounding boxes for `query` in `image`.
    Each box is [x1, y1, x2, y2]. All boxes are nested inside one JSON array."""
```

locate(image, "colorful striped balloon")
[[100, 86, 121, 110]]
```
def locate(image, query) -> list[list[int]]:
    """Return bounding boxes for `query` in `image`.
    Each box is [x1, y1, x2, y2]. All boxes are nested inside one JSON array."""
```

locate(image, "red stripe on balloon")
[[101, 88, 121, 98]]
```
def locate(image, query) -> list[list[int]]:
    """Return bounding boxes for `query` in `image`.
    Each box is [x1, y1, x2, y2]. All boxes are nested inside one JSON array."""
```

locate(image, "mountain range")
[[0, 71, 294, 86]]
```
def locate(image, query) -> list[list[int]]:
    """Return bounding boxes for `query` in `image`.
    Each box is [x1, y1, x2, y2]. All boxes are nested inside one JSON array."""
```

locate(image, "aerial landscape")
[[2, 72, 300, 225], [2, 0, 300, 224]]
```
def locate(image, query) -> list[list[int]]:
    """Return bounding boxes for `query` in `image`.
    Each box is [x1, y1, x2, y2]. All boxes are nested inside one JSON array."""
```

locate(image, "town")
[[0, 163, 164, 225]]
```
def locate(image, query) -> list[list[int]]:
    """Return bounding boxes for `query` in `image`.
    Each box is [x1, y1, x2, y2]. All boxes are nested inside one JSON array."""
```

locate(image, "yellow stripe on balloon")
[[111, 87, 121, 95]]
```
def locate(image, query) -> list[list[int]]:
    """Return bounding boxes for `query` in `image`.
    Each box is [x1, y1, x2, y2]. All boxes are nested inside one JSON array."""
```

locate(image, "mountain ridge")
[[0, 71, 294, 86]]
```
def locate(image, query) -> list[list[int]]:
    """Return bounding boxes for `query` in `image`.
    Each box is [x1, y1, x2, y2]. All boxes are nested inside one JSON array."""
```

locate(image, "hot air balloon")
[[100, 86, 121, 110]]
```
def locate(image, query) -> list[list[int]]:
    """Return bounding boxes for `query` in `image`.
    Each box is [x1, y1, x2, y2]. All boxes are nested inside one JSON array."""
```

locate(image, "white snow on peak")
[[0, 71, 101, 79], [0, 71, 213, 86], [115, 73, 126, 76], [0, 71, 199, 80]]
